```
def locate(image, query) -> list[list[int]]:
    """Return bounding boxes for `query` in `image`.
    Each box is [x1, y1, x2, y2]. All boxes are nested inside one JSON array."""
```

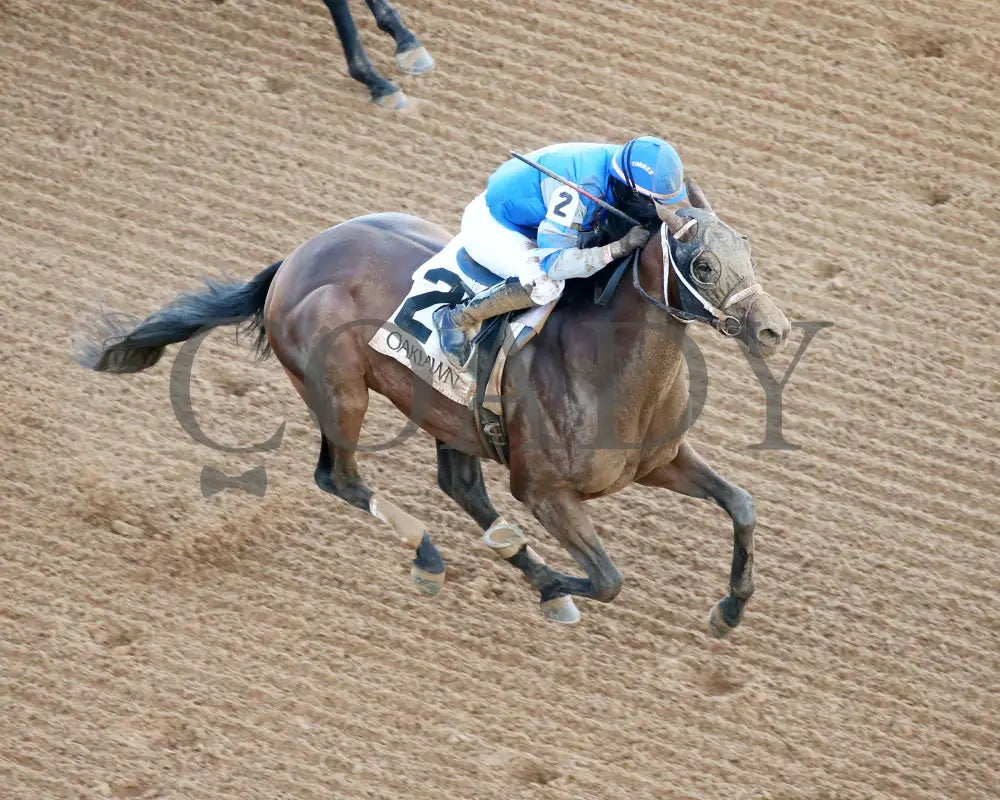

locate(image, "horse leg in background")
[[638, 440, 756, 637], [321, 0, 406, 109], [365, 0, 435, 75], [435, 442, 582, 623]]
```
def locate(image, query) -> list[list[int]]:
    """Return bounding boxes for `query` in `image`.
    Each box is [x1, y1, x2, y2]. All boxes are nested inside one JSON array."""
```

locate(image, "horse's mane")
[[551, 213, 657, 312], [554, 264, 623, 312]]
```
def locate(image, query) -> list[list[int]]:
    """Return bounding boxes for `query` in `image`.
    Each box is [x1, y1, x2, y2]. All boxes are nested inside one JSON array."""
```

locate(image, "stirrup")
[[433, 305, 475, 370]]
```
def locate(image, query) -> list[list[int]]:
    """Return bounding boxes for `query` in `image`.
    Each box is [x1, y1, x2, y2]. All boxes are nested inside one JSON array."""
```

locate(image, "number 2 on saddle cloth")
[[394, 268, 470, 344]]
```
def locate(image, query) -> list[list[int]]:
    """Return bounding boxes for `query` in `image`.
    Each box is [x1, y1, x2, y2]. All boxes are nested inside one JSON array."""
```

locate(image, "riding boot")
[[432, 278, 536, 369]]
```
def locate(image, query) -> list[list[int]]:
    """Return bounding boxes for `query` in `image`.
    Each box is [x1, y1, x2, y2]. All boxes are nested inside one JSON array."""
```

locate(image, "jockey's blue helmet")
[[610, 136, 687, 207]]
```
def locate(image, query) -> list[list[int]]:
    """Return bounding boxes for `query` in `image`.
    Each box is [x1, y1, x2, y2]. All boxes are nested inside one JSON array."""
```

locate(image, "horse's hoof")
[[373, 90, 410, 111], [395, 45, 435, 75], [539, 595, 581, 625], [707, 599, 736, 638], [482, 520, 527, 559], [411, 564, 445, 597]]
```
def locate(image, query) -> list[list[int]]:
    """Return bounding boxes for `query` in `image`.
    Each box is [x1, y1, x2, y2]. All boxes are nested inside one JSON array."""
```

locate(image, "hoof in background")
[[395, 45, 435, 75], [539, 595, 581, 625], [373, 89, 410, 111]]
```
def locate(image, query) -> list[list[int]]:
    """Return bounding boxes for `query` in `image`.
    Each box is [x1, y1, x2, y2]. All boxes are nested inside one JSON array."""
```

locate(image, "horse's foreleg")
[[520, 490, 623, 623], [321, 0, 402, 105], [435, 442, 581, 623], [364, 0, 434, 74], [638, 440, 756, 637]]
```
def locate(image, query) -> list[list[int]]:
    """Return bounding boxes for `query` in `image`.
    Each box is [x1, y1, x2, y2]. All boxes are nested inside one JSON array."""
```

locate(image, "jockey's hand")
[[550, 225, 653, 279], [608, 225, 651, 261]]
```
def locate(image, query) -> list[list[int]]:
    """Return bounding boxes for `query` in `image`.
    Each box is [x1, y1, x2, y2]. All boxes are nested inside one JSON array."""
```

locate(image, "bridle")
[[632, 219, 763, 337]]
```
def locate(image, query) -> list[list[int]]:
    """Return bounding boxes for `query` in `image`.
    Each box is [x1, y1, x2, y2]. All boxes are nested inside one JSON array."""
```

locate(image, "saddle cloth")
[[367, 236, 552, 409]]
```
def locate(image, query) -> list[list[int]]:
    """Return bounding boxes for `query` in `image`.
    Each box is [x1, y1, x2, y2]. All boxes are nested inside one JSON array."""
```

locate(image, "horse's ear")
[[657, 205, 696, 242], [685, 177, 714, 214]]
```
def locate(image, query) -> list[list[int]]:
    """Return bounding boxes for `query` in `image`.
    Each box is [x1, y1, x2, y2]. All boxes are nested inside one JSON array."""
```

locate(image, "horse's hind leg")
[[435, 442, 581, 622], [315, 432, 371, 510], [314, 429, 445, 596], [638, 440, 756, 637], [284, 343, 446, 595]]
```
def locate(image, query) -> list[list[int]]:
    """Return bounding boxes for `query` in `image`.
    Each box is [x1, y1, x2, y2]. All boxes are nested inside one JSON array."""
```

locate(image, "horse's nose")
[[746, 294, 791, 354], [757, 326, 785, 348]]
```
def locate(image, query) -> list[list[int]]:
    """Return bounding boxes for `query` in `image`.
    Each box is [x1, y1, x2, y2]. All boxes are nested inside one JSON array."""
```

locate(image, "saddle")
[[455, 246, 501, 287]]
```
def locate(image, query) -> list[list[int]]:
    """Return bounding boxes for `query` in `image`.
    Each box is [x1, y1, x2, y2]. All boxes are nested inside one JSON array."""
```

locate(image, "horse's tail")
[[73, 261, 283, 374]]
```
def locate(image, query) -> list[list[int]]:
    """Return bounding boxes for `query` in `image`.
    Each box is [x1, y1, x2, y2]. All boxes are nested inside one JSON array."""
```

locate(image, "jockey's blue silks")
[[483, 139, 686, 278], [430, 137, 690, 369], [507, 150, 644, 228]]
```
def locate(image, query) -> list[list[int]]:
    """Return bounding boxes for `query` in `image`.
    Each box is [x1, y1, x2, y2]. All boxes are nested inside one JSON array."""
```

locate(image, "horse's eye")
[[691, 253, 720, 285]]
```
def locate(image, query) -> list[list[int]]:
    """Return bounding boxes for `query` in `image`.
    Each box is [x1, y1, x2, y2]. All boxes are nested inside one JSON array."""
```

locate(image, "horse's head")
[[654, 180, 790, 358]]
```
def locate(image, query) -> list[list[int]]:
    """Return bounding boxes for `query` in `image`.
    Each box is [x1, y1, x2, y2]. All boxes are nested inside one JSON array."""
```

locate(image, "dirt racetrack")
[[2, 1, 999, 798]]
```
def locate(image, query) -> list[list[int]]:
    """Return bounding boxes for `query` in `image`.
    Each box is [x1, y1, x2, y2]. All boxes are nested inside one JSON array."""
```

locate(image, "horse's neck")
[[605, 238, 687, 401], [615, 233, 680, 334]]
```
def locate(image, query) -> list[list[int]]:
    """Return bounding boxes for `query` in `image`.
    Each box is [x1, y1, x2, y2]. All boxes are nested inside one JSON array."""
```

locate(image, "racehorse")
[[74, 181, 791, 635], [321, 0, 434, 109]]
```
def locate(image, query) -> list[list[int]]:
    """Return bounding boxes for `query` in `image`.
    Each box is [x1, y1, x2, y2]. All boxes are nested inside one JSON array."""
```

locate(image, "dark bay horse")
[[321, 0, 434, 109], [74, 183, 790, 635]]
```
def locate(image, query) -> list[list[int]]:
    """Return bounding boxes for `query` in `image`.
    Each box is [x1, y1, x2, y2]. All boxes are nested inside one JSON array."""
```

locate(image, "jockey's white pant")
[[459, 192, 565, 305]]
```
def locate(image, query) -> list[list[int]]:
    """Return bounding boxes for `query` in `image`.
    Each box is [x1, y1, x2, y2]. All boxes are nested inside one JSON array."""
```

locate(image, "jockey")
[[433, 137, 689, 369]]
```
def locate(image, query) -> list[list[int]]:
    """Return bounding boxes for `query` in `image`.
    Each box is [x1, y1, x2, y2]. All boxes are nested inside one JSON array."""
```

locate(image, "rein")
[[631, 221, 763, 337]]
